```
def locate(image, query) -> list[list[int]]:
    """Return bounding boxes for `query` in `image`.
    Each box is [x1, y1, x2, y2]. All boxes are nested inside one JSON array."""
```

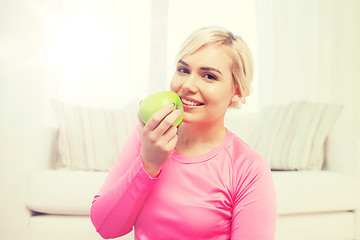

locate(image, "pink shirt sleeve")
[[90, 125, 158, 239], [231, 154, 277, 239]]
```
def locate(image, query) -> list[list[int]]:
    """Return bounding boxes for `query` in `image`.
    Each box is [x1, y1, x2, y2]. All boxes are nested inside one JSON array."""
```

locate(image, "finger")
[[167, 133, 178, 152], [153, 108, 183, 136], [161, 125, 178, 143], [145, 103, 175, 131], [158, 126, 178, 153]]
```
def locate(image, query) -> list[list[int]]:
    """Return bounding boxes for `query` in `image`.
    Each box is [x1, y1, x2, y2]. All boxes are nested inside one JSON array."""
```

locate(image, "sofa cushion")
[[273, 170, 359, 215], [27, 169, 359, 216], [52, 99, 138, 171], [276, 211, 355, 240], [249, 101, 343, 170], [26, 170, 107, 215]]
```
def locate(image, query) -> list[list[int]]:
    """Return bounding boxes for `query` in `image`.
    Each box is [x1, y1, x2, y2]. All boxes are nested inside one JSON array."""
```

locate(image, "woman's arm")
[[90, 125, 159, 239], [91, 103, 182, 239], [231, 156, 277, 240]]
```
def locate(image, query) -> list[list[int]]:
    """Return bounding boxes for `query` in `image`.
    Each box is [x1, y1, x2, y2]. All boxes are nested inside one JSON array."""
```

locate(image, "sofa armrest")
[[27, 127, 58, 171], [0, 127, 58, 239], [323, 133, 360, 177]]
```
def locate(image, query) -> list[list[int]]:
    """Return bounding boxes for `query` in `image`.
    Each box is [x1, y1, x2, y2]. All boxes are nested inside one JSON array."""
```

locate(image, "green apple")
[[139, 90, 184, 126]]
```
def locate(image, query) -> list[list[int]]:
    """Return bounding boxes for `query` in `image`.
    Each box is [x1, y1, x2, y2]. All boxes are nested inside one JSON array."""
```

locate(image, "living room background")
[[1, 1, 360, 240]]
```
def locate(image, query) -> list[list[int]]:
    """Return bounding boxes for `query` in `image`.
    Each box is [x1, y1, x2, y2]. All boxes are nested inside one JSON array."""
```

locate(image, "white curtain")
[[256, 0, 360, 134]]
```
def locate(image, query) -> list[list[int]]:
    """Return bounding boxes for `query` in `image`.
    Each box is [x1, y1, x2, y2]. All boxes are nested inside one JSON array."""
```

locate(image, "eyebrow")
[[178, 60, 223, 76]]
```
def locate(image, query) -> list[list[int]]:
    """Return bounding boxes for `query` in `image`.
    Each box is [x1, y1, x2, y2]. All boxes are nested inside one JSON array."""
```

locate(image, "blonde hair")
[[175, 26, 254, 108]]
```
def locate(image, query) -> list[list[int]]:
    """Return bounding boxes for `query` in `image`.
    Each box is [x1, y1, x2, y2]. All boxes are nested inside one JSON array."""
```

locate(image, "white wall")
[[0, 0, 50, 127], [349, 1, 360, 135]]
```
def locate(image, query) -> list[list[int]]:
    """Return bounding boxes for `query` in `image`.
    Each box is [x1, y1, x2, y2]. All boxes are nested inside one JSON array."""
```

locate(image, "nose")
[[181, 73, 198, 94]]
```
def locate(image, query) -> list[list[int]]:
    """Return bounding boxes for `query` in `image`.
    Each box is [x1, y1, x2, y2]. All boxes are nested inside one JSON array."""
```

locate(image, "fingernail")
[[169, 103, 175, 108]]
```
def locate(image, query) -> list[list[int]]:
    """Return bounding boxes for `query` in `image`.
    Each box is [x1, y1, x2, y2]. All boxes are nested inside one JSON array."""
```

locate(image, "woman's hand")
[[138, 103, 183, 178]]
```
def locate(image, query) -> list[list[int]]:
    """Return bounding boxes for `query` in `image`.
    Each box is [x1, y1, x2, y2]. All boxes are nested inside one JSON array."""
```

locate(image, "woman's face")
[[170, 44, 240, 124]]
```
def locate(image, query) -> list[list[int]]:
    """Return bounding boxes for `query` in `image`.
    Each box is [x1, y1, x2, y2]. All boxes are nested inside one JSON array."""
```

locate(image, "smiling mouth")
[[181, 98, 204, 106]]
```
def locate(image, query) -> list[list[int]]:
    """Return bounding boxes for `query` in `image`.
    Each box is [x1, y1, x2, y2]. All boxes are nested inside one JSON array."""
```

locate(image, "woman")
[[91, 26, 277, 240]]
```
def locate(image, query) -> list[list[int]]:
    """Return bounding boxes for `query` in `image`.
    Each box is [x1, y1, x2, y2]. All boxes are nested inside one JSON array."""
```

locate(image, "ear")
[[231, 93, 241, 104]]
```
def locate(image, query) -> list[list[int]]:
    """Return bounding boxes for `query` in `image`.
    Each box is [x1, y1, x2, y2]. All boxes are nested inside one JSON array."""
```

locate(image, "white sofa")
[[18, 111, 360, 240]]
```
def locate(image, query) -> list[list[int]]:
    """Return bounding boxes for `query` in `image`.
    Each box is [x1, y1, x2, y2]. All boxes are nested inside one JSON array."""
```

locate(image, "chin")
[[180, 116, 198, 124], [181, 116, 211, 125]]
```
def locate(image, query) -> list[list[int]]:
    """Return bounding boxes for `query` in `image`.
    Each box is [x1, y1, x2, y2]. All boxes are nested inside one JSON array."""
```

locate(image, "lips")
[[180, 96, 204, 107]]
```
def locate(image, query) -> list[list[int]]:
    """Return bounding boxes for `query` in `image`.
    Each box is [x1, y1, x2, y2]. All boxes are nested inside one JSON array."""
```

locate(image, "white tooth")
[[182, 98, 201, 106]]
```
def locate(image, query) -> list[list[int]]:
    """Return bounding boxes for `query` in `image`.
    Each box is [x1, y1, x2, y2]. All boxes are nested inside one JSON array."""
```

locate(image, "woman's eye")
[[178, 67, 190, 74], [204, 73, 217, 80]]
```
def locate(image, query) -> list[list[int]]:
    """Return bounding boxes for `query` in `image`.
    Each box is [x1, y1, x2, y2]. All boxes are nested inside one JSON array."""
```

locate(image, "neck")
[[176, 117, 227, 155]]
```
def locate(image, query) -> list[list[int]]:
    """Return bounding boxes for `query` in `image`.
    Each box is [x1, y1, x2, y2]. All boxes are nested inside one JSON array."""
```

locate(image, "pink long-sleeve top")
[[91, 125, 277, 240]]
